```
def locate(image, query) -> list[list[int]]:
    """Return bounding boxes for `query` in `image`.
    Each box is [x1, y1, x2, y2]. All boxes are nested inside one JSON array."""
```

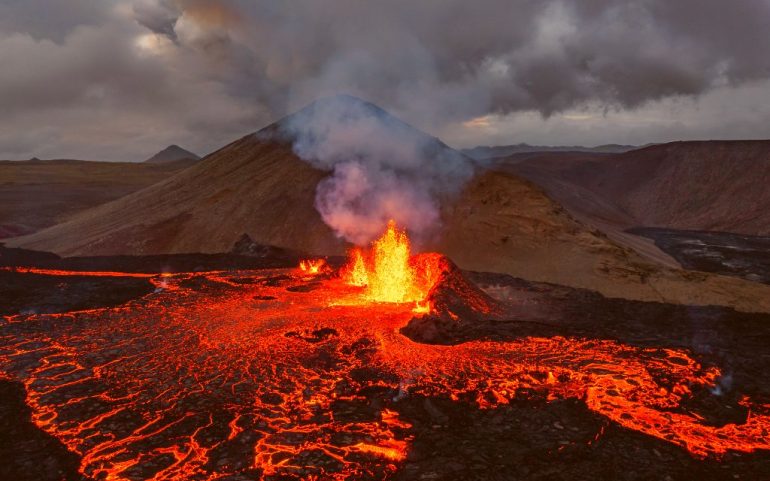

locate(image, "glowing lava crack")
[[1, 225, 769, 480]]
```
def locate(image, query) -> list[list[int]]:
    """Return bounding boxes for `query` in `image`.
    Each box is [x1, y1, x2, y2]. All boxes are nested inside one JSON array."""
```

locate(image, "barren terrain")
[[8, 106, 770, 313], [507, 141, 770, 236], [0, 158, 196, 238]]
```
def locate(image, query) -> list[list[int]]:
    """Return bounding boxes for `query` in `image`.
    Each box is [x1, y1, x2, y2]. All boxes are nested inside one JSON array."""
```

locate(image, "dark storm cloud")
[[201, 0, 770, 122], [1, 0, 770, 161]]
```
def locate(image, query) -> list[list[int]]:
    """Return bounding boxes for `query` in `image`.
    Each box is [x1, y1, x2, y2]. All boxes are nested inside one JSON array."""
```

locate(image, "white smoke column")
[[278, 94, 475, 245]]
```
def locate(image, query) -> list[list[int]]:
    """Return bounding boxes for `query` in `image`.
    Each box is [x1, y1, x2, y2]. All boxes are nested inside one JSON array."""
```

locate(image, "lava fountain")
[[341, 220, 439, 308], [301, 220, 442, 311], [298, 258, 327, 275]]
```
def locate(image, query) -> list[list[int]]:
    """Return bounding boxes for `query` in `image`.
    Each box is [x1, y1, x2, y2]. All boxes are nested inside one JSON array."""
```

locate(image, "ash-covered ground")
[[1, 246, 769, 481]]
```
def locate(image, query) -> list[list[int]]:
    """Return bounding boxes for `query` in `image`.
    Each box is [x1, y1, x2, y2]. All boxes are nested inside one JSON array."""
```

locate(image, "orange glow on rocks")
[[411, 299, 432, 314]]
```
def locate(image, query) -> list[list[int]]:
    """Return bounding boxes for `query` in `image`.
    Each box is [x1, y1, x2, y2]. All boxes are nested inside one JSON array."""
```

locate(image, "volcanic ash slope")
[[7, 134, 343, 256], [0, 157, 195, 239]]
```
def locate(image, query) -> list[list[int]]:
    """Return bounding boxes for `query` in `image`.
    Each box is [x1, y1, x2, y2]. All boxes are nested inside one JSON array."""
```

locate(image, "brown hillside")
[[7, 135, 344, 256], [437, 170, 770, 312], [510, 141, 770, 235], [0, 158, 195, 239], [9, 107, 770, 313]]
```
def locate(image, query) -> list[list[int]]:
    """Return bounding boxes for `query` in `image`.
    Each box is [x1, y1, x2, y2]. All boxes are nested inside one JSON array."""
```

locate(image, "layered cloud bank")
[[2, 1, 770, 160]]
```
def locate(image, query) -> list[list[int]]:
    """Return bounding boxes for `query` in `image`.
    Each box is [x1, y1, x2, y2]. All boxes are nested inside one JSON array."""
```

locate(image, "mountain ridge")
[[8, 97, 770, 313], [144, 145, 201, 164], [462, 142, 640, 160]]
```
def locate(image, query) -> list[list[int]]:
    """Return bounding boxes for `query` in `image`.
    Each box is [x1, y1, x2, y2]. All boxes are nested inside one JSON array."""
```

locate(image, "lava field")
[[2, 251, 770, 480]]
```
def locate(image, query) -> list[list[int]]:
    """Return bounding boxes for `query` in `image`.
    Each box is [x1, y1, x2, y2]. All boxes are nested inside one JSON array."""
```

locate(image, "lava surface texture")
[[1, 263, 770, 481]]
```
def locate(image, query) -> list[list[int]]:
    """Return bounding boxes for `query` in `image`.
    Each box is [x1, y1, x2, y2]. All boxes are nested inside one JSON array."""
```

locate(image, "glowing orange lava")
[[299, 258, 327, 275], [1, 265, 769, 480], [0, 266, 157, 278], [342, 221, 435, 309], [343, 248, 368, 287], [411, 299, 432, 314]]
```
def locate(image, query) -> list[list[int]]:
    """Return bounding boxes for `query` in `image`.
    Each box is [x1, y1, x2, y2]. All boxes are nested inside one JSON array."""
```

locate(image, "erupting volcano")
[[2, 218, 770, 480], [5, 1, 770, 477], [300, 221, 489, 318]]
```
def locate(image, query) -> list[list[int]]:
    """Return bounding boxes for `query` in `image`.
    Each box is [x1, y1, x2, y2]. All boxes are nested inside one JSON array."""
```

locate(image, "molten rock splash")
[[298, 258, 328, 275], [341, 220, 443, 309]]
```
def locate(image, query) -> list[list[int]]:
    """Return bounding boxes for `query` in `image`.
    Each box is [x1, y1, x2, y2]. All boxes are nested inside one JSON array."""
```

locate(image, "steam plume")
[[275, 95, 475, 245]]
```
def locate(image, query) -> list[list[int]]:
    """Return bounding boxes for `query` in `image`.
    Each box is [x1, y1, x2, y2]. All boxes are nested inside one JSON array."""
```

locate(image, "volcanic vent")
[[298, 220, 502, 321]]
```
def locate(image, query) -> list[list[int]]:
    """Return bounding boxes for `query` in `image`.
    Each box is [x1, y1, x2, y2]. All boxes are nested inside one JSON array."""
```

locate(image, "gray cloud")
[[1, 0, 770, 161], [132, 0, 179, 39], [0, 0, 112, 42]]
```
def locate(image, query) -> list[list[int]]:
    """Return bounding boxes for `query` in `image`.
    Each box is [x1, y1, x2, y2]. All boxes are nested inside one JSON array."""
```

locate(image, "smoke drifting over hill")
[[273, 95, 474, 245], [3, 1, 770, 159]]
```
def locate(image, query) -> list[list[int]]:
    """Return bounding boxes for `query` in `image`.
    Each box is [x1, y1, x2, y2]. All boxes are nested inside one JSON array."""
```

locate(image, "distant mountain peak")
[[144, 145, 201, 163], [257, 93, 466, 167]]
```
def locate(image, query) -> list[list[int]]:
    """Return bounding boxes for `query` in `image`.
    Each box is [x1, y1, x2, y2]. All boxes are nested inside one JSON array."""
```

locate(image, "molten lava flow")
[[299, 258, 327, 275], [411, 300, 432, 314], [0, 266, 156, 278], [2, 265, 770, 480], [342, 220, 435, 307]]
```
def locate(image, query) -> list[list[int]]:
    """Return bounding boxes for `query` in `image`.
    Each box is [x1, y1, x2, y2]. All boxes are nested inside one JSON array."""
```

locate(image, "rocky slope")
[[7, 135, 341, 256], [437, 170, 770, 312]]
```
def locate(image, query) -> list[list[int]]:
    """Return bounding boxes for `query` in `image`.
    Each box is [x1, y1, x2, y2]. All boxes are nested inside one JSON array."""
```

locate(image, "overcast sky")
[[2, 0, 770, 161]]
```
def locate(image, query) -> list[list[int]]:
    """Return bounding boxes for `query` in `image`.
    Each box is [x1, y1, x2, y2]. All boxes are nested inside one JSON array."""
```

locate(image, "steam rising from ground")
[[276, 95, 474, 245]]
